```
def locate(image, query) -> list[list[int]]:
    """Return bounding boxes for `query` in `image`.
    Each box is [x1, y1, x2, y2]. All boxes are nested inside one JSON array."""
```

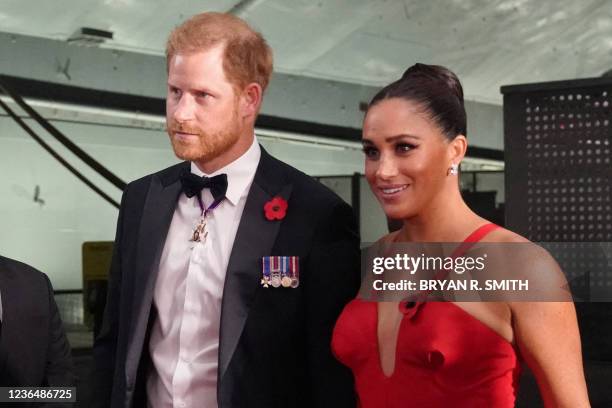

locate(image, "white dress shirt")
[[147, 137, 261, 408]]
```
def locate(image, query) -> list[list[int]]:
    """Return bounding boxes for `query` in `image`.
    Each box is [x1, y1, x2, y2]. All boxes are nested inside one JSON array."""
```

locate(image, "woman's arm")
[[511, 299, 590, 407]]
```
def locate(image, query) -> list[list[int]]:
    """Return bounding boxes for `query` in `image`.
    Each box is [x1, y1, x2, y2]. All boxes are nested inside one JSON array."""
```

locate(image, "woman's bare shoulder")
[[477, 225, 571, 300], [478, 225, 554, 265]]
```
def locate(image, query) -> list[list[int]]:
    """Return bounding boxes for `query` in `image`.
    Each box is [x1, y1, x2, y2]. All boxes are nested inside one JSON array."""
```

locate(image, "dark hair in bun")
[[368, 63, 467, 140]]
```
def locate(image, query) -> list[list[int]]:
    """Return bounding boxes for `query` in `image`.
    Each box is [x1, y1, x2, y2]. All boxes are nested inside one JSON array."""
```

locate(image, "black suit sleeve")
[[91, 188, 128, 408], [42, 274, 74, 386], [41, 274, 74, 408], [304, 200, 360, 407]]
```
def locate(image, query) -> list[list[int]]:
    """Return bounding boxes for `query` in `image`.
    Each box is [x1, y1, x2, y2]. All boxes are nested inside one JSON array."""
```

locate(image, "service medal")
[[262, 255, 300, 288], [281, 276, 292, 287]]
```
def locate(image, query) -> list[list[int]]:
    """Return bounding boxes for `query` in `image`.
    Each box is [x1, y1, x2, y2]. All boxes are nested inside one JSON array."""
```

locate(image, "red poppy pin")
[[264, 196, 288, 221]]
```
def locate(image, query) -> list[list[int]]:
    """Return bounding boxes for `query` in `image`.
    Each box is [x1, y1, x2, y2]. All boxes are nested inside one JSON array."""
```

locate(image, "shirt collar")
[[190, 136, 261, 206]]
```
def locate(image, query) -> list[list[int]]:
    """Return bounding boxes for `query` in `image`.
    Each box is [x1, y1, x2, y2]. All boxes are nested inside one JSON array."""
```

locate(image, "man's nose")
[[172, 94, 196, 122]]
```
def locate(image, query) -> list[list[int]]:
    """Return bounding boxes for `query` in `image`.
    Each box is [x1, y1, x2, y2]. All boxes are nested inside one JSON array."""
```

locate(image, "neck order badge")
[[179, 170, 228, 243]]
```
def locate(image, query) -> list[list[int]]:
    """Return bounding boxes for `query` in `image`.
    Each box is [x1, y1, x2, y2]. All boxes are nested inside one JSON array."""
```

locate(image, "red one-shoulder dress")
[[332, 224, 521, 407]]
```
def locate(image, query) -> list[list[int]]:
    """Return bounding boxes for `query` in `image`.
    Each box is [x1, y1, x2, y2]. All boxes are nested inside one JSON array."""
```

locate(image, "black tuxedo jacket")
[[0, 256, 74, 404], [93, 147, 360, 407]]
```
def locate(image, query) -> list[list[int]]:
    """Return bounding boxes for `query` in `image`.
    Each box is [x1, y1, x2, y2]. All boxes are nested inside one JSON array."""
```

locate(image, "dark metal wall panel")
[[503, 78, 612, 407], [503, 78, 612, 241]]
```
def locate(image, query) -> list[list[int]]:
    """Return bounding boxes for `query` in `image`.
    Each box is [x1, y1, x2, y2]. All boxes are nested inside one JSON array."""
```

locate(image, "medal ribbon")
[[195, 194, 224, 217]]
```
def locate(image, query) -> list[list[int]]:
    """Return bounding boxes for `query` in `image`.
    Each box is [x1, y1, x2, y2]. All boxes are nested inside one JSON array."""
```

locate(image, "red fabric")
[[332, 224, 521, 407], [450, 222, 500, 256], [264, 196, 288, 220]]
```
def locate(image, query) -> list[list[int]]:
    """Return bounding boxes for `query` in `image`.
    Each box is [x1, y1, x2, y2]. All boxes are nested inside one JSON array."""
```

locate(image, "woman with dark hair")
[[332, 64, 590, 407]]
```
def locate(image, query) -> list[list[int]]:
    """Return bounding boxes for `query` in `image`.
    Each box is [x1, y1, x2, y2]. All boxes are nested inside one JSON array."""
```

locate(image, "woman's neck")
[[398, 187, 483, 242]]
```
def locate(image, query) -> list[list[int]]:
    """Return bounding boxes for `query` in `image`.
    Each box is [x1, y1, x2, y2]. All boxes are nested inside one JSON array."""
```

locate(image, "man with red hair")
[[92, 12, 359, 408]]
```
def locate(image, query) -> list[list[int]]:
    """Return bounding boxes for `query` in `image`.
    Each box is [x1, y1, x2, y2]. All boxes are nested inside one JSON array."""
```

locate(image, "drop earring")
[[447, 163, 458, 176]]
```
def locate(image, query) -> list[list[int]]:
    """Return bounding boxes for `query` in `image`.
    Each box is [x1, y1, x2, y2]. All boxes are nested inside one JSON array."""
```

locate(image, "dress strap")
[[400, 223, 500, 317], [451, 223, 499, 258], [463, 223, 500, 243]]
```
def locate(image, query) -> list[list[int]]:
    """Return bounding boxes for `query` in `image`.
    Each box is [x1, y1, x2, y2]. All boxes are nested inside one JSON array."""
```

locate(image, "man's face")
[[166, 45, 242, 166]]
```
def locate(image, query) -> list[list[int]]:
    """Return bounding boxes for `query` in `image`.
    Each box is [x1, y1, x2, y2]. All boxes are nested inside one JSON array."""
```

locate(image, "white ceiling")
[[1, 0, 611, 104]]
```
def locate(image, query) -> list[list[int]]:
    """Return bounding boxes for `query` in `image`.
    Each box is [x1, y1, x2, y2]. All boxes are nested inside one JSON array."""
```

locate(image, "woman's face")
[[362, 97, 455, 220]]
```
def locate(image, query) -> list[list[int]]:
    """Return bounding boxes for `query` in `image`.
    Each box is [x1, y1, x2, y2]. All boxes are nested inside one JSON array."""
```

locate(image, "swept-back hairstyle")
[[369, 63, 466, 140]]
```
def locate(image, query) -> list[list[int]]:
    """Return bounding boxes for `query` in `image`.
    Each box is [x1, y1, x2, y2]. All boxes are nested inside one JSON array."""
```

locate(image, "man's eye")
[[362, 146, 380, 160], [169, 87, 181, 97]]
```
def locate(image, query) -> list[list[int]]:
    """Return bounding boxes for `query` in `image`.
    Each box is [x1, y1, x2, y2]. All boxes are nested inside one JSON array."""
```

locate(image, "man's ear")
[[239, 82, 263, 119], [448, 134, 467, 164]]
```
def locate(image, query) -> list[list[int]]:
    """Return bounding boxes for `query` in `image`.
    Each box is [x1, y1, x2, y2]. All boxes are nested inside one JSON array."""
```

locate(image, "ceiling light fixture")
[[67, 27, 113, 46]]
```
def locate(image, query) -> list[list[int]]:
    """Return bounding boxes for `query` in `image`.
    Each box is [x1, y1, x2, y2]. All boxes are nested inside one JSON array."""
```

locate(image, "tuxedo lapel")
[[125, 162, 187, 380], [218, 148, 292, 380]]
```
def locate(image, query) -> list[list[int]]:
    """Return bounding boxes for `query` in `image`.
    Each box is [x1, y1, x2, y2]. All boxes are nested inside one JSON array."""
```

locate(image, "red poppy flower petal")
[[263, 196, 288, 221]]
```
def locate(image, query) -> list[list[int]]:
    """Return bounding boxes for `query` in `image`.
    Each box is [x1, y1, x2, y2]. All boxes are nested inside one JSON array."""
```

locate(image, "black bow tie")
[[180, 171, 228, 202]]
